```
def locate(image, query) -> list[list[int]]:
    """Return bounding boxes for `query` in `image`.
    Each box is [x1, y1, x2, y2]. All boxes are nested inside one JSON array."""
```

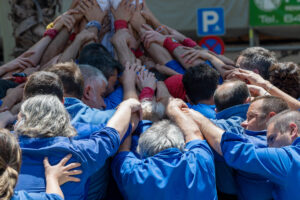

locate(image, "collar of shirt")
[[244, 129, 267, 136], [216, 103, 249, 120], [292, 137, 300, 146], [64, 97, 82, 107]]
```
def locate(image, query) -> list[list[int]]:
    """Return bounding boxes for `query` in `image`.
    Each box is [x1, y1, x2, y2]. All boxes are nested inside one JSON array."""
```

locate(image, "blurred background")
[[1, 0, 300, 64]]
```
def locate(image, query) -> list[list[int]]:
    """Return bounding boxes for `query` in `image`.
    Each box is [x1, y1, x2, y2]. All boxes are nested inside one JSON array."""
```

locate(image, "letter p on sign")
[[197, 8, 225, 36]]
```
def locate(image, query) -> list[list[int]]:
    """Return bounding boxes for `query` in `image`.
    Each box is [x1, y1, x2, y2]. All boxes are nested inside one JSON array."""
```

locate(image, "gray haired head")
[[79, 64, 108, 86], [15, 95, 77, 138], [137, 120, 185, 158]]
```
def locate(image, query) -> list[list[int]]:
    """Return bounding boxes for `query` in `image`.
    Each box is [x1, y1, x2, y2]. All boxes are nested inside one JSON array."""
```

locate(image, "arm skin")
[[166, 99, 204, 143], [186, 109, 225, 155], [111, 30, 137, 66], [59, 27, 97, 63], [226, 68, 300, 110], [40, 28, 70, 66], [106, 99, 141, 140]]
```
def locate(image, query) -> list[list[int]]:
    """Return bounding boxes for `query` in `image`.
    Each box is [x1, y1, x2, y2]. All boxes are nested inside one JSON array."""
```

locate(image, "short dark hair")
[[182, 63, 219, 104], [269, 62, 300, 99], [252, 96, 289, 115], [214, 80, 250, 111], [47, 62, 84, 99], [78, 43, 123, 79], [238, 47, 277, 79], [24, 71, 64, 101]]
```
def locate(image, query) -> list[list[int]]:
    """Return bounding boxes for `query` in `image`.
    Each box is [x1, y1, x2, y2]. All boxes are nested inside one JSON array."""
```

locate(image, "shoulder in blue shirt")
[[187, 103, 216, 119], [104, 85, 123, 110], [64, 97, 115, 125], [221, 132, 300, 200], [15, 127, 120, 200], [112, 140, 217, 200], [12, 191, 63, 200]]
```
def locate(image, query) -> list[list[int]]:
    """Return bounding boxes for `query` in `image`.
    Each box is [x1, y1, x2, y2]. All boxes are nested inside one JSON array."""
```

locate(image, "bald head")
[[214, 80, 250, 112]]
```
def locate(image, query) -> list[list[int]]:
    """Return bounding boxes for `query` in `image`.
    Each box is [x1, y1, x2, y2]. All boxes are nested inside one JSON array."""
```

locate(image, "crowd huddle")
[[0, 0, 300, 200]]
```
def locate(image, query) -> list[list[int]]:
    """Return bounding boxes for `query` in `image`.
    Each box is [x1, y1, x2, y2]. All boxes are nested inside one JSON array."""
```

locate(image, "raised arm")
[[166, 98, 204, 143], [184, 108, 225, 155], [226, 68, 300, 110]]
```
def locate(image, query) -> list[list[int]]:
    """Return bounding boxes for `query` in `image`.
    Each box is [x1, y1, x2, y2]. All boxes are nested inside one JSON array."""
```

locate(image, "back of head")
[[137, 120, 184, 158], [214, 80, 250, 111], [141, 100, 166, 122], [24, 71, 64, 101], [238, 47, 277, 79], [268, 110, 300, 135], [269, 62, 300, 99], [15, 95, 76, 138], [0, 129, 21, 200], [79, 64, 108, 86], [78, 43, 123, 79], [252, 96, 289, 115], [47, 62, 84, 99], [182, 63, 219, 104]]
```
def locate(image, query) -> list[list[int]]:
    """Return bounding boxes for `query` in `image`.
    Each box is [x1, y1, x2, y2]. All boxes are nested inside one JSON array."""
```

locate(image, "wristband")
[[46, 22, 54, 30], [139, 87, 155, 101], [69, 32, 77, 42], [131, 48, 144, 58], [85, 20, 102, 33], [182, 38, 197, 47], [43, 28, 58, 39], [114, 20, 128, 31], [163, 37, 183, 54]]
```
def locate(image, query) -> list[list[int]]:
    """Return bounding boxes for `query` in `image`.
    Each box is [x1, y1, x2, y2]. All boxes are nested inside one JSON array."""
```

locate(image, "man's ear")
[[289, 122, 298, 140], [83, 85, 92, 100], [268, 111, 276, 119]]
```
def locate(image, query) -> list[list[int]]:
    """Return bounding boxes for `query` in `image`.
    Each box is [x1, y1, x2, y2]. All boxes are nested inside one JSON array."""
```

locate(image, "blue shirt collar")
[[64, 97, 82, 106], [292, 137, 300, 146], [244, 129, 267, 136], [216, 104, 249, 120]]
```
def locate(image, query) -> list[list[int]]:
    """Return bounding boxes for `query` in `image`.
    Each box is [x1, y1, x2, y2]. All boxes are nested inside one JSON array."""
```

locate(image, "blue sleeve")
[[73, 122, 105, 139], [104, 86, 124, 109], [221, 132, 292, 185], [111, 151, 143, 191], [185, 139, 215, 162], [12, 191, 63, 200], [165, 60, 186, 74], [71, 127, 121, 176]]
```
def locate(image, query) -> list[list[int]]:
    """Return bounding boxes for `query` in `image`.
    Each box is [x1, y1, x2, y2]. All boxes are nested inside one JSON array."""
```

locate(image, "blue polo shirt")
[[221, 132, 300, 200], [12, 191, 62, 200], [112, 140, 217, 200], [104, 85, 123, 110], [187, 103, 216, 119], [15, 127, 120, 200], [64, 97, 115, 125]]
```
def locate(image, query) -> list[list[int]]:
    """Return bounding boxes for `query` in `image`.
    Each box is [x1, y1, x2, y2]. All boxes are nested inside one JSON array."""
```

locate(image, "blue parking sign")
[[197, 8, 225, 36]]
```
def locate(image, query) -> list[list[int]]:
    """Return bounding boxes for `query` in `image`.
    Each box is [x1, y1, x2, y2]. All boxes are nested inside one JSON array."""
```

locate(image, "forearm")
[[147, 43, 173, 65], [59, 37, 82, 63], [40, 28, 70, 66], [107, 105, 132, 139], [118, 134, 132, 152], [46, 177, 64, 199], [193, 112, 225, 155], [156, 65, 179, 76], [28, 36, 52, 65], [173, 46, 204, 69], [169, 109, 203, 143], [261, 81, 300, 110], [112, 38, 136, 66]]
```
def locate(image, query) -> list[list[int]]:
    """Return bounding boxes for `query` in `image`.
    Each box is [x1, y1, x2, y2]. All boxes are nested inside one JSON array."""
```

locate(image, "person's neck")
[[197, 98, 214, 105], [64, 93, 76, 98]]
